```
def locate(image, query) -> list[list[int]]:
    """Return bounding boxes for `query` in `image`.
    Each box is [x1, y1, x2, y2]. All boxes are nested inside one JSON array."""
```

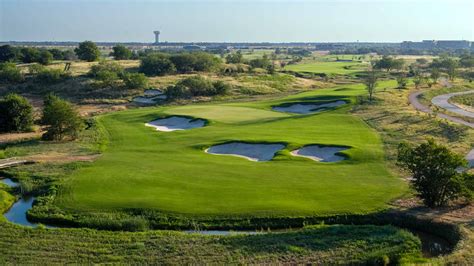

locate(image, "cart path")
[[431, 90, 474, 119], [408, 90, 473, 168]]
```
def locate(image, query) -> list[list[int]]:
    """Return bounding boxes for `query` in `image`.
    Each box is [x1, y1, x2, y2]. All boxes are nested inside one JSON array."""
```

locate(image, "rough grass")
[[53, 82, 405, 218], [0, 222, 422, 264], [450, 93, 474, 108]]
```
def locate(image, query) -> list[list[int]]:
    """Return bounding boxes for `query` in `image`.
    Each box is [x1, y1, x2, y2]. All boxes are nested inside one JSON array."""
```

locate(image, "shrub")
[[213, 80, 231, 95], [37, 69, 69, 84], [165, 84, 192, 99], [139, 53, 176, 76], [0, 93, 34, 133], [0, 62, 24, 83], [165, 76, 231, 99], [397, 139, 471, 207], [89, 61, 124, 87], [180, 76, 215, 96], [41, 94, 84, 141], [38, 50, 53, 65], [122, 73, 148, 90], [249, 55, 271, 69]]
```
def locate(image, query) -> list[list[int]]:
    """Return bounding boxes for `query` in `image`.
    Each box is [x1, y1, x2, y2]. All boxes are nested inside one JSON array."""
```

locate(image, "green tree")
[[169, 53, 197, 73], [0, 94, 34, 133], [430, 68, 440, 85], [75, 41, 100, 62], [41, 94, 84, 141], [374, 56, 404, 72], [459, 54, 474, 68], [122, 73, 148, 89], [397, 140, 470, 207], [413, 72, 425, 89], [192, 52, 221, 72], [396, 74, 408, 90], [111, 45, 132, 60], [19, 47, 41, 63], [0, 63, 24, 83], [364, 69, 378, 101], [0, 45, 18, 62], [139, 53, 176, 76], [225, 51, 244, 64]]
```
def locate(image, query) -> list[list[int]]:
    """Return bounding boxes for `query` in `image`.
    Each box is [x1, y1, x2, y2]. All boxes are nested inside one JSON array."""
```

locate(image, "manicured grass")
[[55, 82, 405, 218], [284, 61, 368, 76], [0, 222, 422, 264]]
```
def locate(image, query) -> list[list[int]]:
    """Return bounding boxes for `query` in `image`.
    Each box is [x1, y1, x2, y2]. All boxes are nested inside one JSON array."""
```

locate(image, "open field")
[[53, 82, 405, 219]]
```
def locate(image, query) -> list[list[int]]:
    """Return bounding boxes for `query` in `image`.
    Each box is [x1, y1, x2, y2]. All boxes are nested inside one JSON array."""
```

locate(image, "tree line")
[[0, 93, 83, 141]]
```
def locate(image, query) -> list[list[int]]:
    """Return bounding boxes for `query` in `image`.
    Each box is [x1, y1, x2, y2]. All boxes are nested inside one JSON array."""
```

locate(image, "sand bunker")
[[144, 89, 164, 97], [273, 100, 346, 114], [146, 116, 206, 132], [133, 90, 167, 104], [206, 142, 285, 161], [291, 145, 348, 162]]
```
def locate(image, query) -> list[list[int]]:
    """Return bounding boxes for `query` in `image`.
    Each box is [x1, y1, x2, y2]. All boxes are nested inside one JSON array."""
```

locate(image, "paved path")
[[431, 90, 474, 119], [409, 90, 474, 168], [0, 158, 34, 169]]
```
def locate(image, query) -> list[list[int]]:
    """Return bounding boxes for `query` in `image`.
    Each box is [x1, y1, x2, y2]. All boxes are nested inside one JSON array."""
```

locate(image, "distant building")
[[401, 40, 471, 50], [436, 40, 471, 49], [183, 45, 203, 51]]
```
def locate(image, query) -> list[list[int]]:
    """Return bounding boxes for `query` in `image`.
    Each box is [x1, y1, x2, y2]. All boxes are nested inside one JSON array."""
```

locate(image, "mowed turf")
[[284, 61, 368, 75], [57, 82, 405, 217]]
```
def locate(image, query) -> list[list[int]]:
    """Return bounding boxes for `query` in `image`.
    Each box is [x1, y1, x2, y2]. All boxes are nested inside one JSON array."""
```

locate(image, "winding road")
[[409, 90, 474, 168]]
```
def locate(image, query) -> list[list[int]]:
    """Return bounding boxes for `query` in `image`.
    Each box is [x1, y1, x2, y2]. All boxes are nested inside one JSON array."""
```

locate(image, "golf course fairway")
[[56, 82, 406, 218]]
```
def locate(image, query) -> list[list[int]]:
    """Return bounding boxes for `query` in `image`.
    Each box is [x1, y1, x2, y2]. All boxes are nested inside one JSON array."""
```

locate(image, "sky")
[[0, 0, 473, 43]]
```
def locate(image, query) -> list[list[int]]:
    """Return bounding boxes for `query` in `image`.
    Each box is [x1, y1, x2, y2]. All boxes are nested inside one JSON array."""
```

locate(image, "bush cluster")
[[165, 76, 230, 99], [139, 52, 221, 76], [88, 61, 148, 89], [0, 93, 34, 133]]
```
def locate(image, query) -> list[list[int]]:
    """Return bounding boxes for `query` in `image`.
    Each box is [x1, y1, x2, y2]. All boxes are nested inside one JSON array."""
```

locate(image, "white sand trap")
[[206, 142, 285, 161], [291, 145, 348, 162], [146, 116, 206, 132], [273, 100, 346, 114]]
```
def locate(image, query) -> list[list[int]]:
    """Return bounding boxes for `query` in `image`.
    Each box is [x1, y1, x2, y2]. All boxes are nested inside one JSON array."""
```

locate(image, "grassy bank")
[[0, 222, 422, 264]]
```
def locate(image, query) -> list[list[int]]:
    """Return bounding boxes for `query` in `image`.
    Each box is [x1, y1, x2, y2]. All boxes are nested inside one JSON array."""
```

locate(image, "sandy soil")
[[146, 116, 206, 132], [206, 142, 285, 161]]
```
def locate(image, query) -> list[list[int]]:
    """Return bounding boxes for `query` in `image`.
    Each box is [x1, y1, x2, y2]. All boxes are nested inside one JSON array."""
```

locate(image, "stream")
[[1, 178, 453, 257]]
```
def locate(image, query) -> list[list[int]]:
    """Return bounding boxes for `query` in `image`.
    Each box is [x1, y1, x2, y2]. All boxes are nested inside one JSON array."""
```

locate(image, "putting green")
[[57, 82, 405, 217]]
